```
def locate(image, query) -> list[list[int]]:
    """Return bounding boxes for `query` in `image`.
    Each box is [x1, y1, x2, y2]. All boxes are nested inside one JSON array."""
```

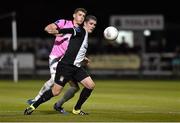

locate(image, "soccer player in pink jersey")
[[26, 8, 87, 114]]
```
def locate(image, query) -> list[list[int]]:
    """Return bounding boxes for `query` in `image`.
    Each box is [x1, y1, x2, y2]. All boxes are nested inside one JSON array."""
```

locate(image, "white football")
[[104, 26, 118, 40]]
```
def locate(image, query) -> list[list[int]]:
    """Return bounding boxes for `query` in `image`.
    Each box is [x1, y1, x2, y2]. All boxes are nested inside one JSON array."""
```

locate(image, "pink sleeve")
[[54, 19, 65, 29]]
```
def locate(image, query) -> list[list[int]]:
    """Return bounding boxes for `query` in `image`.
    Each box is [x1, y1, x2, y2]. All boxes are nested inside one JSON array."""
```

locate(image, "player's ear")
[[84, 22, 87, 26], [73, 14, 75, 18]]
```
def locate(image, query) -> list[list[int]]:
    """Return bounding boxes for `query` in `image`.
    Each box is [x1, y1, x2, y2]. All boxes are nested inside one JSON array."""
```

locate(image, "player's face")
[[84, 19, 97, 33], [73, 11, 86, 25]]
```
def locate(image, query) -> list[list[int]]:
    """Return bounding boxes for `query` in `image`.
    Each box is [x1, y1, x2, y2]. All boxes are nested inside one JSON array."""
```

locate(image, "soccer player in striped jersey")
[[26, 8, 87, 114], [24, 15, 97, 115], [55, 15, 97, 115]]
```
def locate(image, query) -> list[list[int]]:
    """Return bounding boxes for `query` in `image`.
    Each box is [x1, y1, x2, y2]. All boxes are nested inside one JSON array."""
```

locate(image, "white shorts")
[[49, 56, 61, 81]]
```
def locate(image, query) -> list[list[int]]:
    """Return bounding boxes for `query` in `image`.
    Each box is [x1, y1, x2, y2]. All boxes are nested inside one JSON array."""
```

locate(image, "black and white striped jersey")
[[58, 26, 88, 67]]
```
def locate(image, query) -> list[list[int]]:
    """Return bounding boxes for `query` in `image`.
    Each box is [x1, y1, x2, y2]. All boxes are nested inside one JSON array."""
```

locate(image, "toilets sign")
[[110, 15, 164, 30]]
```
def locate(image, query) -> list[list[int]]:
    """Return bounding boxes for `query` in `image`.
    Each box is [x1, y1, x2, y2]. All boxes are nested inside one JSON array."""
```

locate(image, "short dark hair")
[[74, 8, 87, 15], [85, 15, 97, 22]]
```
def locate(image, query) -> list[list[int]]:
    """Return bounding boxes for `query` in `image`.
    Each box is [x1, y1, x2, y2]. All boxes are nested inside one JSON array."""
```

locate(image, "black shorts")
[[55, 62, 89, 87]]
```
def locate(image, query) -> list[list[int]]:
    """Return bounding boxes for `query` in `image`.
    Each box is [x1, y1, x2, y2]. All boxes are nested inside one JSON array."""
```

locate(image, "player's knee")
[[86, 82, 95, 90], [69, 82, 80, 92], [47, 78, 54, 87], [52, 89, 60, 96], [71, 86, 80, 92], [50, 75, 55, 83], [89, 82, 95, 90], [52, 83, 63, 96]]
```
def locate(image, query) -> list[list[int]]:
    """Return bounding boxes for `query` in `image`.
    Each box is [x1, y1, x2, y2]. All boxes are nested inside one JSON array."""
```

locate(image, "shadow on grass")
[[38, 110, 72, 115], [39, 110, 58, 115]]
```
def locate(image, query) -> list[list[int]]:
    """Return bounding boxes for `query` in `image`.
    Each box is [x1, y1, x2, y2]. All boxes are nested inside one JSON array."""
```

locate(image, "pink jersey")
[[50, 19, 74, 58]]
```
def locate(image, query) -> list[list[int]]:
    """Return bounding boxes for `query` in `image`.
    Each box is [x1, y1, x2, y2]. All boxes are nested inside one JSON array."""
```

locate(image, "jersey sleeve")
[[54, 19, 65, 29], [58, 26, 85, 37]]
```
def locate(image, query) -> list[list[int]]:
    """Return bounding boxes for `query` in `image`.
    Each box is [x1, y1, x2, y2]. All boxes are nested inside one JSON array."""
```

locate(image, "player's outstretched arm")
[[58, 27, 84, 37], [44, 23, 59, 35]]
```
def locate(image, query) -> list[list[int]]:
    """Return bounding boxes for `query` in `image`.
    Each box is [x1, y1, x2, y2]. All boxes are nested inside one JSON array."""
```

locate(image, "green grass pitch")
[[0, 79, 180, 122]]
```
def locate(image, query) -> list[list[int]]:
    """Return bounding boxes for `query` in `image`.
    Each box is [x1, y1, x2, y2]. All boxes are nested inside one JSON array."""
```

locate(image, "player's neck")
[[73, 20, 79, 27]]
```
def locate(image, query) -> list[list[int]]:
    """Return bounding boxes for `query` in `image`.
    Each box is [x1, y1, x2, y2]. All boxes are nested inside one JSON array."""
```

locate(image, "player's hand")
[[48, 29, 59, 34]]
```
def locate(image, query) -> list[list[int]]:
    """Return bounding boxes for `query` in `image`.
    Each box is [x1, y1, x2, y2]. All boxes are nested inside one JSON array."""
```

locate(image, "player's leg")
[[24, 83, 64, 115], [27, 78, 54, 104], [24, 62, 69, 115], [56, 81, 80, 107], [72, 68, 95, 115], [34, 78, 54, 101], [54, 81, 80, 114], [27, 57, 58, 104]]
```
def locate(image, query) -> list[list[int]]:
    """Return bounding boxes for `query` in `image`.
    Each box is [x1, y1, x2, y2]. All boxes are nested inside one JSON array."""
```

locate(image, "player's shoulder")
[[55, 19, 73, 25], [74, 26, 85, 32]]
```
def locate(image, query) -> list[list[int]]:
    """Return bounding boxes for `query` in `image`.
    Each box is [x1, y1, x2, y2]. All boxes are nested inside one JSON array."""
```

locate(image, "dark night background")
[[1, 0, 180, 49]]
